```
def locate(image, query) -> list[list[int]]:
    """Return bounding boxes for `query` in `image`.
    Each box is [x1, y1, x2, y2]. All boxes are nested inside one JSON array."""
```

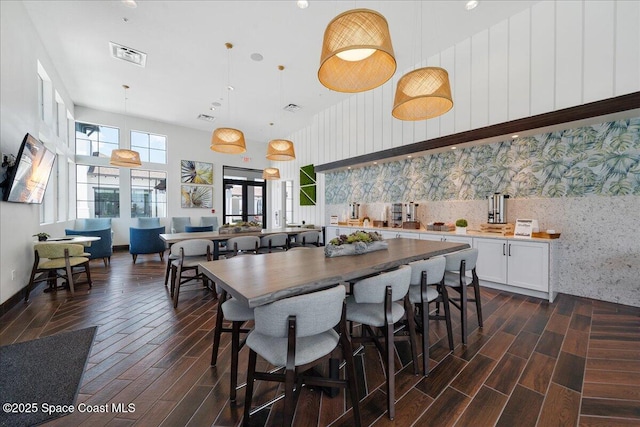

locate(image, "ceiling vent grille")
[[283, 103, 301, 112], [197, 114, 216, 122], [109, 42, 147, 67]]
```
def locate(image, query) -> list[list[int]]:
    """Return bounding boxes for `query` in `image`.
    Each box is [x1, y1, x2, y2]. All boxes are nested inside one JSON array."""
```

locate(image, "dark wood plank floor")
[[1, 249, 639, 427]]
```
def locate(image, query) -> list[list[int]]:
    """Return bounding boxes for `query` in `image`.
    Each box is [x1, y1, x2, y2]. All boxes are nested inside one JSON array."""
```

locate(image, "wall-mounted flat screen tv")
[[3, 133, 56, 204]]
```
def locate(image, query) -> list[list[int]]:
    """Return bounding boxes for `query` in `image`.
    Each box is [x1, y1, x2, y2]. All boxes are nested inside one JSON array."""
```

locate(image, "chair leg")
[[440, 285, 454, 351], [173, 264, 182, 308], [211, 290, 227, 366], [242, 349, 257, 427], [24, 259, 39, 302], [283, 366, 296, 427], [460, 285, 468, 345], [230, 321, 241, 402], [169, 265, 177, 297], [473, 275, 483, 328], [159, 251, 164, 262], [132, 254, 137, 263], [84, 261, 92, 289], [421, 301, 430, 376], [65, 263, 75, 297], [385, 322, 395, 420], [164, 257, 172, 287], [403, 295, 419, 376], [102, 257, 108, 268], [340, 320, 362, 427]]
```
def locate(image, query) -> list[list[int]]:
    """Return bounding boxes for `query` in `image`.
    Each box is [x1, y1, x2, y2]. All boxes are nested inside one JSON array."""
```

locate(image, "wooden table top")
[[159, 227, 320, 244], [36, 236, 100, 246], [200, 238, 469, 308]]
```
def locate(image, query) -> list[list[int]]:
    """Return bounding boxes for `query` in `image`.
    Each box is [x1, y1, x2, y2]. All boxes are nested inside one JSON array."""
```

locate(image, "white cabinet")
[[397, 231, 421, 239], [420, 232, 473, 246], [474, 237, 549, 294]]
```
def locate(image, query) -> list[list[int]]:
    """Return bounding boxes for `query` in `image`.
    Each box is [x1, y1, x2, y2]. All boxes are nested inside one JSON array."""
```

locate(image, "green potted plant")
[[33, 232, 50, 241], [455, 219, 468, 234]]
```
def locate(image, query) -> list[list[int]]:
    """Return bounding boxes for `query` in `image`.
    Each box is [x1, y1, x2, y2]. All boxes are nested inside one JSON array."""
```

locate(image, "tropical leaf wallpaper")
[[325, 118, 640, 205]]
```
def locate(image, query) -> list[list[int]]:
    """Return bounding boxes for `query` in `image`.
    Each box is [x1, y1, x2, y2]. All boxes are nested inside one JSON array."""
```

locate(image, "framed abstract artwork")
[[181, 185, 213, 208], [181, 160, 213, 185]]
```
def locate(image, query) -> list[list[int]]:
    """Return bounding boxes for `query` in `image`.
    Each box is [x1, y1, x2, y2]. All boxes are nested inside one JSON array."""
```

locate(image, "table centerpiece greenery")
[[219, 221, 262, 234], [324, 230, 388, 258]]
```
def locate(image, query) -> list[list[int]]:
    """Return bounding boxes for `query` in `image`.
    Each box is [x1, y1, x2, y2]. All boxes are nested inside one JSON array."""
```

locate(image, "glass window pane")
[[76, 139, 91, 156], [149, 134, 166, 150], [130, 169, 166, 218], [76, 164, 120, 218], [99, 126, 119, 143], [131, 131, 149, 148], [149, 149, 165, 163]]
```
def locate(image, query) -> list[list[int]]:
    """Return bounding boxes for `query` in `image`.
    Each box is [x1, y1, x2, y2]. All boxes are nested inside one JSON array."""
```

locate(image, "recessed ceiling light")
[[250, 53, 263, 62], [512, 134, 519, 139], [465, 1, 478, 11], [227, 85, 234, 91], [209, 107, 216, 111], [121, 0, 137, 8], [297, 0, 309, 9]]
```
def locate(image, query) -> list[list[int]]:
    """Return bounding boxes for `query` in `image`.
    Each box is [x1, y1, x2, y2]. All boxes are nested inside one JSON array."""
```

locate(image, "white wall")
[[75, 107, 269, 245], [273, 0, 640, 224], [0, 1, 75, 304]]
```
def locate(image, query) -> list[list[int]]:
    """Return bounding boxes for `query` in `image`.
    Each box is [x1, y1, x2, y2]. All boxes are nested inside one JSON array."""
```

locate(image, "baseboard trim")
[[0, 281, 46, 317]]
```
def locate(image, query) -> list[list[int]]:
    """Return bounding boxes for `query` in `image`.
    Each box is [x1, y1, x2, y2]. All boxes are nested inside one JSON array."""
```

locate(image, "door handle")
[[508, 244, 511, 256], [503, 243, 506, 256]]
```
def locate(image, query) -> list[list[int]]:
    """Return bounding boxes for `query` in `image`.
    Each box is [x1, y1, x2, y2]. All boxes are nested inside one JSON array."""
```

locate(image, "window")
[[131, 169, 167, 218], [38, 75, 44, 121], [76, 164, 120, 218], [75, 122, 119, 157], [131, 130, 167, 163]]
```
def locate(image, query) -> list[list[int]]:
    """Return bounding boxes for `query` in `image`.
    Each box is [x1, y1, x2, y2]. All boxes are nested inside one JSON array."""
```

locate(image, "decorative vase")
[[455, 226, 467, 234]]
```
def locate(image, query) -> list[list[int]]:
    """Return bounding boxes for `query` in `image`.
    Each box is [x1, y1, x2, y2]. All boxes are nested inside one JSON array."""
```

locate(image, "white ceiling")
[[23, 0, 540, 145]]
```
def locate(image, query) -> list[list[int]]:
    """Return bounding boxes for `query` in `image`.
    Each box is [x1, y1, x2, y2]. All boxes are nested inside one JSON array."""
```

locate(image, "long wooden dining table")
[[199, 237, 470, 308], [159, 227, 322, 260]]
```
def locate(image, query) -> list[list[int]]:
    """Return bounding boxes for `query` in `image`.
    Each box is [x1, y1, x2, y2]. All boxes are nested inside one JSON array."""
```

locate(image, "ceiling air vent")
[[109, 42, 147, 67], [197, 114, 216, 122], [283, 103, 301, 112]]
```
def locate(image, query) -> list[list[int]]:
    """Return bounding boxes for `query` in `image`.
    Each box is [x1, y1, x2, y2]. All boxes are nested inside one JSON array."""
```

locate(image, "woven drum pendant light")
[[266, 65, 295, 161], [262, 167, 281, 180], [266, 139, 295, 161], [318, 8, 396, 93], [211, 43, 246, 154], [211, 127, 246, 154], [110, 84, 142, 167], [392, 67, 453, 121]]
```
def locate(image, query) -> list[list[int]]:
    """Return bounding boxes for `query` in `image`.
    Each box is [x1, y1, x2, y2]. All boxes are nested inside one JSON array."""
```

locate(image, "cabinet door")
[[326, 226, 339, 239], [443, 235, 474, 246], [473, 238, 508, 283], [398, 232, 420, 239], [380, 231, 399, 239], [420, 233, 443, 241], [507, 240, 549, 292]]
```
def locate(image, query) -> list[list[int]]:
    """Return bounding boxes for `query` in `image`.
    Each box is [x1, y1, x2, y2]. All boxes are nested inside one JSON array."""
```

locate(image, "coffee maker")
[[403, 202, 420, 229], [349, 202, 360, 220], [488, 193, 509, 224]]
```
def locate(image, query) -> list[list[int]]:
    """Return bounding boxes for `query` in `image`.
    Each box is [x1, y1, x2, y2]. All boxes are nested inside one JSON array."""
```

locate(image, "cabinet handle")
[[508, 244, 511, 256], [503, 243, 506, 256], [442, 237, 446, 242]]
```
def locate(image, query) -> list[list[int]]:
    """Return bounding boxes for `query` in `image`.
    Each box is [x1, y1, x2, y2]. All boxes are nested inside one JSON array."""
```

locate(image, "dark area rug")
[[0, 326, 97, 427]]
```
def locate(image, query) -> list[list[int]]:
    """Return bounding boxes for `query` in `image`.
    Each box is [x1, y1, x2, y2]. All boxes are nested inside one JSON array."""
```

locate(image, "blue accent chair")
[[129, 218, 166, 264], [185, 225, 214, 233], [171, 217, 191, 233], [200, 216, 219, 231], [65, 218, 113, 267]]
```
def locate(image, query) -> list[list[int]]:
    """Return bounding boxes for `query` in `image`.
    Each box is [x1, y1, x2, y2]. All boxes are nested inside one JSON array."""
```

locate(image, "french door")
[[223, 179, 265, 227]]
